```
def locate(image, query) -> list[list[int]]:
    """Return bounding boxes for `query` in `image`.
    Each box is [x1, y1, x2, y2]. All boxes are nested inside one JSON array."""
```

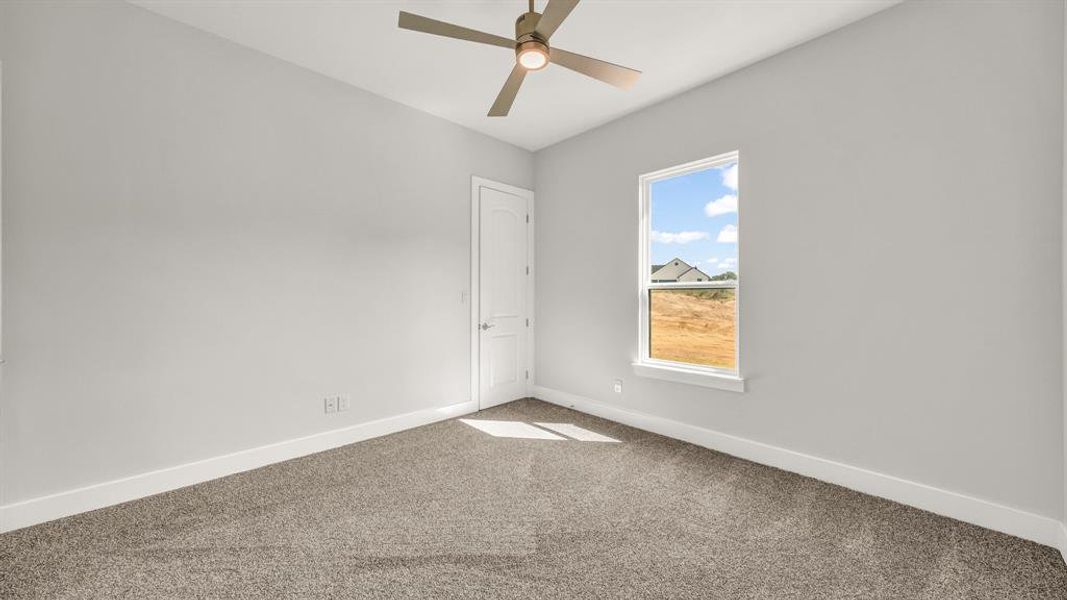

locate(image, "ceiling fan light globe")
[[518, 50, 548, 70], [516, 41, 549, 71]]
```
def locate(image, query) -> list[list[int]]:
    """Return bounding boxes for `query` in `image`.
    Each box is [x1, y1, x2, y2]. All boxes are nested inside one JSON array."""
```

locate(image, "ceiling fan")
[[397, 0, 641, 117]]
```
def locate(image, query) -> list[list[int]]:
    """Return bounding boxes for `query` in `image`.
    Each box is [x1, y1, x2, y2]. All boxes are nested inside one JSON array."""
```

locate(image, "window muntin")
[[639, 152, 739, 376]]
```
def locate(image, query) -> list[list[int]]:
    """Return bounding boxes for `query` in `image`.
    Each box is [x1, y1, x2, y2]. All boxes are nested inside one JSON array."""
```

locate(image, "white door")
[[476, 183, 529, 409]]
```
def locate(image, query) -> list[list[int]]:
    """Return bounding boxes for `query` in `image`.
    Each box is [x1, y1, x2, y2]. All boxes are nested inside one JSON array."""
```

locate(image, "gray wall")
[[0, 1, 532, 504], [534, 0, 1064, 519]]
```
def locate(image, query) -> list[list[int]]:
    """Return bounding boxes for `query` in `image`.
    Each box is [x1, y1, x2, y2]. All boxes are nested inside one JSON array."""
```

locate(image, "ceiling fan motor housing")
[[515, 11, 544, 44]]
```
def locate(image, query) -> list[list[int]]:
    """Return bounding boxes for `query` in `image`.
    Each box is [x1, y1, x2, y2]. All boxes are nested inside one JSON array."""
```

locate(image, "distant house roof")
[[651, 258, 718, 282], [677, 266, 712, 282], [650, 258, 692, 282]]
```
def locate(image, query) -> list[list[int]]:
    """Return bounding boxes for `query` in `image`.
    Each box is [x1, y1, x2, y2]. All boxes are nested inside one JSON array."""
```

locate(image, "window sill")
[[632, 361, 745, 393]]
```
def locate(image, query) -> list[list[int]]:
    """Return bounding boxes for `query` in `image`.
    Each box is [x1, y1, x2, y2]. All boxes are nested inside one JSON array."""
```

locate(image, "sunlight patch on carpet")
[[459, 419, 566, 440], [534, 422, 620, 443]]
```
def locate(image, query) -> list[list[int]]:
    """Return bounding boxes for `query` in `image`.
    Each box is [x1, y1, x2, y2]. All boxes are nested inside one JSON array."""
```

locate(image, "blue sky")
[[650, 161, 738, 275]]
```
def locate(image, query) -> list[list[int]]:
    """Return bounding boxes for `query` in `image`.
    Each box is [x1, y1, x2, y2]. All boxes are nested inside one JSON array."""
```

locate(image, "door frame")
[[0, 61, 6, 517], [470, 176, 534, 410], [0, 61, 5, 518]]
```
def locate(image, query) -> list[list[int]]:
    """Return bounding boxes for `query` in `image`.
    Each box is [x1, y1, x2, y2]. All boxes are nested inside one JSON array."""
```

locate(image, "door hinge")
[[526, 214, 530, 224], [525, 318, 529, 327], [525, 370, 529, 380], [526, 265, 530, 275]]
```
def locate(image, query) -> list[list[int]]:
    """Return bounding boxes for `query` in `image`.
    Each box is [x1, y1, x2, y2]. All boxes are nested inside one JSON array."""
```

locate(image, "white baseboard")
[[532, 385, 1067, 553], [0, 400, 478, 533]]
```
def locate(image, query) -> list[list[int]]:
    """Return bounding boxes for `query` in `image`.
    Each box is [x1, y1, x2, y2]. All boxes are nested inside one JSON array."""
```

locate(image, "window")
[[636, 151, 743, 392]]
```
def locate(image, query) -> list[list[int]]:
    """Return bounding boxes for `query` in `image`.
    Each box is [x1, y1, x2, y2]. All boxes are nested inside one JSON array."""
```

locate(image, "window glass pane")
[[649, 160, 738, 283], [649, 288, 736, 370]]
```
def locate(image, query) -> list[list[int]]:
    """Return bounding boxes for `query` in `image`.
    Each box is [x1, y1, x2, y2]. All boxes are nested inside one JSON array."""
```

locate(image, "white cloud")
[[704, 194, 737, 217], [706, 257, 719, 264], [721, 163, 738, 191], [716, 257, 738, 269], [650, 230, 709, 244], [716, 224, 738, 243]]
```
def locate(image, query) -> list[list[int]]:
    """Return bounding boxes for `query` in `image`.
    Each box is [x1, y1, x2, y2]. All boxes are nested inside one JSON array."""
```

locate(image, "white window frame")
[[634, 151, 744, 393]]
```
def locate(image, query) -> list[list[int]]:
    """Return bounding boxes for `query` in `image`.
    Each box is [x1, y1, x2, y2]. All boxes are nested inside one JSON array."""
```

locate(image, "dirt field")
[[650, 289, 736, 370]]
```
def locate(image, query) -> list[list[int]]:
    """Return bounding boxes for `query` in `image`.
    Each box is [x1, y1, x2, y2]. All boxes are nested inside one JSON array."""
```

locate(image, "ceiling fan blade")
[[398, 11, 514, 49], [488, 65, 528, 117], [550, 48, 641, 90], [535, 0, 580, 40]]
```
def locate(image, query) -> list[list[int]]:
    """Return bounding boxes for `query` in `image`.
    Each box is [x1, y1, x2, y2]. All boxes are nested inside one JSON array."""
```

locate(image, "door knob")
[[480, 322, 495, 331]]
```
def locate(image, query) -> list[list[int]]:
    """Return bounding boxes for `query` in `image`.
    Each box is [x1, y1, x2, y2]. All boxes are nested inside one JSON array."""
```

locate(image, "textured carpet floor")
[[1, 398, 1065, 599]]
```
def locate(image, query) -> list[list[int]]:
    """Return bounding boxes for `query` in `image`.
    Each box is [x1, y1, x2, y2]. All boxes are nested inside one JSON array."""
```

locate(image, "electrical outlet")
[[337, 394, 351, 412], [613, 379, 623, 394], [324, 397, 338, 414]]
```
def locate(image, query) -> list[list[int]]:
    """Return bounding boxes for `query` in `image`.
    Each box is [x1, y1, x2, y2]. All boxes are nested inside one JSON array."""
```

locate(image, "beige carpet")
[[1, 398, 1065, 599]]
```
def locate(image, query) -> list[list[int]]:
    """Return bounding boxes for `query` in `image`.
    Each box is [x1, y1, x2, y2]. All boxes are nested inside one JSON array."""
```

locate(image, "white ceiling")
[[130, 0, 901, 151]]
